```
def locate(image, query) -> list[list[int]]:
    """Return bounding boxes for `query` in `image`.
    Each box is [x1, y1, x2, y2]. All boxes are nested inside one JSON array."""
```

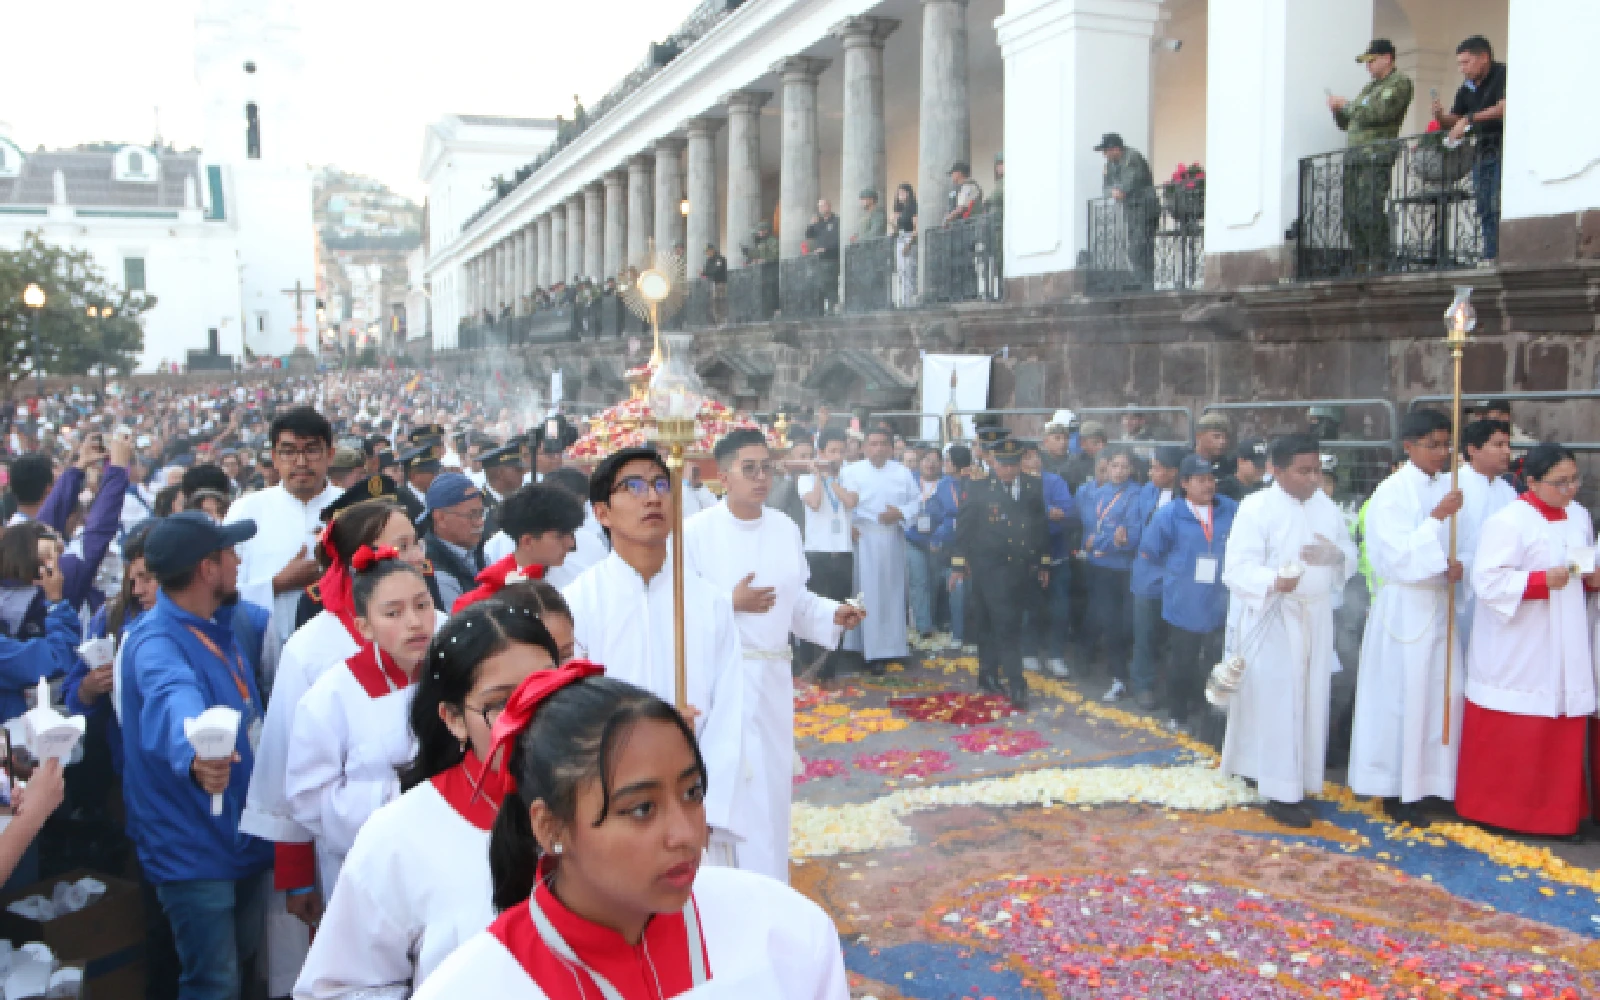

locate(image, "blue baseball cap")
[[144, 512, 257, 578], [1178, 454, 1215, 480], [425, 472, 481, 511]]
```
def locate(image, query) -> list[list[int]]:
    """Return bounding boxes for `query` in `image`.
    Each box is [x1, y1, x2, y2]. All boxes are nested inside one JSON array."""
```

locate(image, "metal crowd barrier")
[[727, 261, 779, 325], [1406, 391, 1600, 451], [1202, 398, 1400, 501]]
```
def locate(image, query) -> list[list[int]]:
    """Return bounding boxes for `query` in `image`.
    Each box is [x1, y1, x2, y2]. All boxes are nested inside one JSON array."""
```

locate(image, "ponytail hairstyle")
[[400, 600, 560, 791], [488, 675, 707, 912], [349, 545, 425, 618]]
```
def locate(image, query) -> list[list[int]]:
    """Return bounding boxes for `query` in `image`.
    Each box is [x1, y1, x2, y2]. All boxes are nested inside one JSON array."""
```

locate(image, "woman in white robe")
[[294, 598, 563, 999], [285, 551, 436, 895], [411, 666, 848, 1000]]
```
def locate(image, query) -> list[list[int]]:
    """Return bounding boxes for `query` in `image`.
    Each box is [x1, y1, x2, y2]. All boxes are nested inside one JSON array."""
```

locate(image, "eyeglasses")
[[1543, 475, 1583, 492], [443, 506, 486, 521], [463, 698, 508, 729], [737, 460, 779, 480], [613, 476, 672, 498], [274, 443, 327, 464]]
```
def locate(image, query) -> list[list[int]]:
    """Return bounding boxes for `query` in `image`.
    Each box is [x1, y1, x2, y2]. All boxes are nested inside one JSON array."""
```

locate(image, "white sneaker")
[[1102, 679, 1127, 702], [962, 644, 979, 656], [1022, 657, 1041, 673], [946, 636, 964, 651], [1045, 658, 1070, 678]]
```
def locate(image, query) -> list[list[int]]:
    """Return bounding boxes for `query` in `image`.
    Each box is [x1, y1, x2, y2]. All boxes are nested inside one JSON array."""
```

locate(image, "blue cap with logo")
[[144, 512, 257, 578]]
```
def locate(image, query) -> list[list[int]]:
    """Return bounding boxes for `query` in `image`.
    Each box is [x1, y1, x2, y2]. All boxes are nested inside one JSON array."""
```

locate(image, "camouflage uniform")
[[1103, 148, 1158, 284], [1334, 70, 1414, 268]]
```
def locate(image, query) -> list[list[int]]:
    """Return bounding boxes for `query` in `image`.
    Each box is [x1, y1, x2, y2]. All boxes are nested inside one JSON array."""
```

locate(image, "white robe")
[[1220, 485, 1357, 803], [838, 459, 920, 661], [485, 502, 610, 589], [562, 552, 747, 842], [1348, 463, 1463, 803], [1467, 498, 1597, 718], [294, 780, 493, 999], [284, 657, 417, 896], [412, 867, 849, 1000], [683, 503, 841, 882], [1455, 465, 1517, 645], [227, 481, 342, 648]]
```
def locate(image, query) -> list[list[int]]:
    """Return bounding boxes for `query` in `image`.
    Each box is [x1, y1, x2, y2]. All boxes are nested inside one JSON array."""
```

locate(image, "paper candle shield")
[[20, 677, 85, 762], [185, 706, 242, 816]]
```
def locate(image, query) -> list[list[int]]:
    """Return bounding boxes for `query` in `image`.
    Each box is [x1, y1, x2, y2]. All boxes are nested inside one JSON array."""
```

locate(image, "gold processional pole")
[[1441, 286, 1476, 746]]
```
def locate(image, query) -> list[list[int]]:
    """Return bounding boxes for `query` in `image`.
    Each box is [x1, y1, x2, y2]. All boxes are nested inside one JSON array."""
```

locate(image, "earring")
[[552, 843, 563, 855], [459, 740, 467, 754]]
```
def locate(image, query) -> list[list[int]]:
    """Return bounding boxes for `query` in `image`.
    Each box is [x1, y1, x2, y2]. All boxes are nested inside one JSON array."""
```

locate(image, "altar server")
[[1220, 434, 1356, 829], [1457, 444, 1599, 837], [294, 602, 560, 999], [562, 447, 747, 863], [684, 429, 865, 881], [285, 548, 434, 894], [1455, 419, 1517, 644], [840, 425, 921, 668], [413, 667, 849, 1000], [453, 483, 586, 612], [1348, 409, 1465, 826]]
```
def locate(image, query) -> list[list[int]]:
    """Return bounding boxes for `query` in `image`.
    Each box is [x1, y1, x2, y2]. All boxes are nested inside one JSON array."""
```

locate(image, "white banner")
[[919, 354, 991, 443]]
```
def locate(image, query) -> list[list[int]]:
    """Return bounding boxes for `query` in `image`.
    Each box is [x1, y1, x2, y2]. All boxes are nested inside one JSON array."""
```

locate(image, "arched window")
[[246, 103, 261, 160], [128, 151, 144, 175]]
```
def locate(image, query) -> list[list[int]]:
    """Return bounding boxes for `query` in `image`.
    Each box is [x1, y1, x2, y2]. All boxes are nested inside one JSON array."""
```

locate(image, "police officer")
[[477, 437, 527, 551], [947, 433, 1050, 710], [1329, 39, 1414, 269]]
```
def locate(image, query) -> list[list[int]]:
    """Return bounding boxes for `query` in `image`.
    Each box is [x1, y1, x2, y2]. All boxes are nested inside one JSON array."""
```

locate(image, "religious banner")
[[919, 354, 991, 443]]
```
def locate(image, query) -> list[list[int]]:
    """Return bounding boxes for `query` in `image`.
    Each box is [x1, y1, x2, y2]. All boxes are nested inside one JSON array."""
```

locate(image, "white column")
[[1199, 0, 1373, 282], [778, 56, 830, 259], [1500, 0, 1599, 259], [725, 91, 770, 264], [566, 194, 585, 283], [550, 207, 568, 285], [627, 153, 655, 268], [686, 119, 721, 257], [489, 245, 502, 312], [512, 231, 526, 312], [604, 170, 628, 278], [837, 17, 898, 243], [523, 225, 537, 301], [917, 0, 969, 242], [654, 136, 687, 256], [584, 183, 605, 280]]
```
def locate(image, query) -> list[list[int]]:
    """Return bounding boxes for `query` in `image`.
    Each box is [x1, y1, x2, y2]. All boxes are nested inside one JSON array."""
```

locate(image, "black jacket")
[[951, 474, 1049, 576]]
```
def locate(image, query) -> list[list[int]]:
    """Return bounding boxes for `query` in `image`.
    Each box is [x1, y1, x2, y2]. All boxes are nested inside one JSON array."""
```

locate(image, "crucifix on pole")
[[282, 279, 315, 349]]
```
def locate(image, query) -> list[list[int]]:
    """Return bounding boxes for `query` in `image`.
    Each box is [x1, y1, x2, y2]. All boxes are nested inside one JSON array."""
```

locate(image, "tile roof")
[[0, 148, 202, 209]]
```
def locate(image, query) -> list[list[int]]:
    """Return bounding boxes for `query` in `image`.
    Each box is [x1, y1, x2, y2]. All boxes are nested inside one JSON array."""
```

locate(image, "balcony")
[[1083, 185, 1205, 295], [1296, 133, 1494, 280]]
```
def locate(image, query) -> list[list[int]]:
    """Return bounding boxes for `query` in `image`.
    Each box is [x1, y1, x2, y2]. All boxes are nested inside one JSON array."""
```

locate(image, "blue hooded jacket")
[[1078, 479, 1140, 570], [1040, 472, 1077, 562], [1138, 495, 1238, 634], [1127, 481, 1177, 599]]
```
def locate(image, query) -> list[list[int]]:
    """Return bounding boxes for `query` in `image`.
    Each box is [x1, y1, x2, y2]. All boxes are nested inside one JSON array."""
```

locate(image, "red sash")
[[343, 642, 412, 698], [452, 553, 545, 613]]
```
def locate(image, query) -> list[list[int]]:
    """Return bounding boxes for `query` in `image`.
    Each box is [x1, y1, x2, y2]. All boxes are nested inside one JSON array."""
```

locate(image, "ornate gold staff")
[[1441, 286, 1476, 746]]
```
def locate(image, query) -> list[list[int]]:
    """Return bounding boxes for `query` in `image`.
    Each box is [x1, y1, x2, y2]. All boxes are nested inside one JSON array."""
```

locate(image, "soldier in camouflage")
[[1329, 39, 1414, 270], [1095, 133, 1158, 286]]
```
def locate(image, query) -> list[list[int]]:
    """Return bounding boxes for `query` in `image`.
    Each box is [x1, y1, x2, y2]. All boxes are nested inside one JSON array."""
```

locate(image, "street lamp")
[[21, 283, 45, 393], [678, 197, 691, 217], [86, 303, 114, 395]]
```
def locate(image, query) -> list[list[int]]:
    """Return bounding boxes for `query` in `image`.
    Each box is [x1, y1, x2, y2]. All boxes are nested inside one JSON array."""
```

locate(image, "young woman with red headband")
[[294, 600, 560, 999], [412, 666, 848, 1000], [284, 547, 434, 895], [242, 499, 430, 953]]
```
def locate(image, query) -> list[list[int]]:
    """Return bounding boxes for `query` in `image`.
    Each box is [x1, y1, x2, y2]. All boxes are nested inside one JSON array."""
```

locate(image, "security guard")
[[1329, 38, 1414, 268], [477, 437, 527, 552], [400, 440, 444, 515], [947, 433, 1050, 710]]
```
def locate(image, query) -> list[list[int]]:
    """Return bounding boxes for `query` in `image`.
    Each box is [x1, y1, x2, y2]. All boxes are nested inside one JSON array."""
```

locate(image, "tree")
[[0, 230, 155, 391]]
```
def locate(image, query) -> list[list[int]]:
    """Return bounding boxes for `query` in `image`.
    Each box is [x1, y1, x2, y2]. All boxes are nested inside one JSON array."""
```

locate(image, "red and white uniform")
[[413, 865, 848, 1000]]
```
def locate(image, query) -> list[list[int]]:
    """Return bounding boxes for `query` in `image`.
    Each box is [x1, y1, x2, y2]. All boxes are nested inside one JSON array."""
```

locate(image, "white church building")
[[0, 0, 315, 372]]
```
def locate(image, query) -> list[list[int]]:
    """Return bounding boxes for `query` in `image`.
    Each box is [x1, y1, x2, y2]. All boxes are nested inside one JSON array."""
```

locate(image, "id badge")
[[1194, 557, 1219, 585], [832, 517, 843, 535], [247, 716, 263, 756], [917, 515, 932, 534]]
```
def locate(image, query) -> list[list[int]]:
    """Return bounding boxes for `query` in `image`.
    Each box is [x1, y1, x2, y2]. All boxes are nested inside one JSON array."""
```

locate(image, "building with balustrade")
[[421, 0, 1598, 436]]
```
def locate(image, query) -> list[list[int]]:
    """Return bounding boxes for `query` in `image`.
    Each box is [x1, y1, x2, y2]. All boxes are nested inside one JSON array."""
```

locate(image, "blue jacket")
[[119, 592, 274, 884], [904, 481, 943, 548], [1040, 472, 1077, 562], [1128, 482, 1177, 599], [1078, 480, 1141, 570], [1139, 496, 1238, 634], [0, 592, 82, 724], [927, 475, 966, 552], [39, 464, 128, 611]]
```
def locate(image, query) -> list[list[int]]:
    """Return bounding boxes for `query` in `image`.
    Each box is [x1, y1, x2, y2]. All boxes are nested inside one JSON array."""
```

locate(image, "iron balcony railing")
[[727, 261, 779, 325], [1084, 185, 1205, 294], [841, 234, 897, 313], [923, 212, 1003, 305], [779, 254, 837, 320], [1297, 132, 1493, 280]]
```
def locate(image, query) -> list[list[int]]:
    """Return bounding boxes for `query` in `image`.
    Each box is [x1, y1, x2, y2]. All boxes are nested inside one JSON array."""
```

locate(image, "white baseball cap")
[[1045, 409, 1077, 431]]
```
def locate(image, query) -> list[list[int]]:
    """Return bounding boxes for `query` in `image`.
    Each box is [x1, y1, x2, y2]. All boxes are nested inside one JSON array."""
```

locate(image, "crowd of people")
[[0, 365, 1593, 999]]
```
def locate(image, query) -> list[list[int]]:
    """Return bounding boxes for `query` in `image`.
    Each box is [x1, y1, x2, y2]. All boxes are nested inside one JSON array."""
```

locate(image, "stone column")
[[686, 119, 721, 257], [653, 136, 687, 256], [536, 214, 553, 288], [464, 259, 476, 320], [725, 91, 770, 265], [523, 225, 537, 302], [604, 170, 628, 278], [918, 0, 970, 245], [513, 232, 527, 313], [837, 17, 899, 243], [584, 183, 605, 279], [777, 56, 830, 259], [566, 194, 585, 283], [487, 246, 501, 313], [550, 206, 568, 286], [627, 154, 655, 269]]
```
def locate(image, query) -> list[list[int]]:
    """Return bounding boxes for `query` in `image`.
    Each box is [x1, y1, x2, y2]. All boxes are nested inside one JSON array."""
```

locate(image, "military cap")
[[1093, 133, 1124, 152], [990, 438, 1026, 464], [321, 473, 403, 521], [974, 426, 1011, 447], [1356, 38, 1396, 63], [479, 441, 526, 470], [1078, 420, 1108, 442], [408, 423, 446, 445], [1196, 412, 1231, 432], [376, 449, 399, 473], [859, 187, 879, 201], [401, 440, 445, 471], [330, 445, 364, 472]]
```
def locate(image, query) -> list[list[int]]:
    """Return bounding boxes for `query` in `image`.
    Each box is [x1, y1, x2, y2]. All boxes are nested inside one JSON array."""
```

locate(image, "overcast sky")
[[1, 0, 699, 200]]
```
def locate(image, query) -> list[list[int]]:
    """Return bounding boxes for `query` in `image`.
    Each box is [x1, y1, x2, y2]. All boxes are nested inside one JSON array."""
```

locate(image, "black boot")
[[1383, 797, 1431, 828], [977, 672, 1003, 695], [1008, 678, 1030, 712], [1264, 799, 1313, 829]]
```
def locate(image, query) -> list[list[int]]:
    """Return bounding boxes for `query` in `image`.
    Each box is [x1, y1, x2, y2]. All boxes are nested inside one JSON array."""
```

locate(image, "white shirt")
[[839, 459, 922, 530], [796, 475, 852, 554], [226, 480, 341, 648]]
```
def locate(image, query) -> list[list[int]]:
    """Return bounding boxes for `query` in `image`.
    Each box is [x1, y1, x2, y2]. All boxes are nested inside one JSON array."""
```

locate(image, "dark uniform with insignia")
[[399, 440, 444, 520], [477, 438, 527, 560], [294, 473, 444, 629], [950, 435, 1050, 709]]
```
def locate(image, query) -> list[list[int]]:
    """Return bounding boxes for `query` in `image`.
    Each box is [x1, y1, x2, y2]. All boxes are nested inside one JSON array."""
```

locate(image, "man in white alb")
[[684, 429, 867, 882], [840, 425, 921, 670], [1454, 417, 1516, 644], [1221, 434, 1357, 829], [226, 407, 340, 650], [1348, 410, 1464, 827], [562, 446, 748, 864]]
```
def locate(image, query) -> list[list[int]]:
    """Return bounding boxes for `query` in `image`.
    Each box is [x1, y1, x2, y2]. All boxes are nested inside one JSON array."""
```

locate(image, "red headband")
[[484, 660, 605, 780], [351, 544, 400, 572]]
